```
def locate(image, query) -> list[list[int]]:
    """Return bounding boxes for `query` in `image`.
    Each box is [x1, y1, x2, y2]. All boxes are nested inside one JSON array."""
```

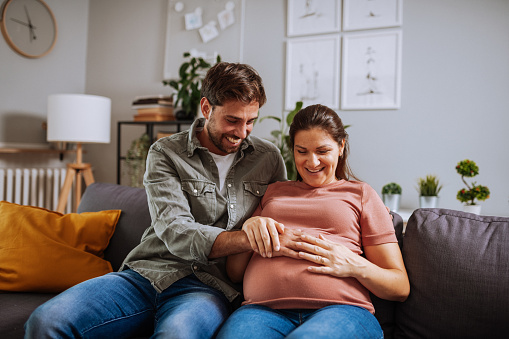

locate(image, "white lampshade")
[[47, 94, 111, 143]]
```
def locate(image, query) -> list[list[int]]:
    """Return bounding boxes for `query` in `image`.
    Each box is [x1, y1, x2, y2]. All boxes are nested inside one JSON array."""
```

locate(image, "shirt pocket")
[[242, 181, 268, 219], [181, 179, 216, 224]]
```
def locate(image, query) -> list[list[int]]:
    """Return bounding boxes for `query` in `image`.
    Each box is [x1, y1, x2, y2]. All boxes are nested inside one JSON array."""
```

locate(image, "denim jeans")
[[24, 270, 231, 339], [216, 304, 383, 339]]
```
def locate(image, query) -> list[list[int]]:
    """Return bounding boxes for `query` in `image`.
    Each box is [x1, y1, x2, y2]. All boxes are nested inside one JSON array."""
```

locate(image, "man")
[[25, 62, 288, 338]]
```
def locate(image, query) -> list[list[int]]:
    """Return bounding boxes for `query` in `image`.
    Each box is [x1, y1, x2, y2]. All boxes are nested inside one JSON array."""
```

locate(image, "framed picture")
[[287, 0, 341, 37], [341, 30, 402, 110], [343, 0, 402, 31], [285, 35, 340, 110]]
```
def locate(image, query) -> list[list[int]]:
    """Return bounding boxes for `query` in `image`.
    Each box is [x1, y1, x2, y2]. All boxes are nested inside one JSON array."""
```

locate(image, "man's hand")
[[242, 216, 285, 258], [271, 228, 303, 260]]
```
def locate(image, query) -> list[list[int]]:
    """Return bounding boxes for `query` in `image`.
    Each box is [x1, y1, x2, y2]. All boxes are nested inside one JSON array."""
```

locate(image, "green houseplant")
[[455, 159, 490, 214], [382, 182, 402, 212], [259, 101, 303, 180], [417, 175, 443, 208], [163, 52, 221, 120], [125, 133, 151, 188]]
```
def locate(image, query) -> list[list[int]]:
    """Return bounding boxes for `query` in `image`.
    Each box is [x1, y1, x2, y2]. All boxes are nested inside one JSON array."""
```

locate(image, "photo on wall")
[[287, 0, 341, 37], [285, 35, 340, 110], [341, 30, 402, 110]]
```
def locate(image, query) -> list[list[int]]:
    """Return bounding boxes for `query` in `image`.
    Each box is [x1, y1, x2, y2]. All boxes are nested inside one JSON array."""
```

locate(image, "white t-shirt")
[[210, 152, 236, 195]]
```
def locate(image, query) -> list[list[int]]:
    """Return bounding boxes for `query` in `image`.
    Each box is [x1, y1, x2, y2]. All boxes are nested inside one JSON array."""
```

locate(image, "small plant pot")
[[419, 196, 439, 208], [463, 205, 481, 215], [383, 194, 401, 212]]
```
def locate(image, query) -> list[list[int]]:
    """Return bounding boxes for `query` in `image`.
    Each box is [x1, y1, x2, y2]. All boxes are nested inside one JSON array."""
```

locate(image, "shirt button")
[[193, 265, 198, 270], [193, 189, 197, 193], [227, 184, 232, 188], [256, 190, 260, 194], [230, 204, 234, 209]]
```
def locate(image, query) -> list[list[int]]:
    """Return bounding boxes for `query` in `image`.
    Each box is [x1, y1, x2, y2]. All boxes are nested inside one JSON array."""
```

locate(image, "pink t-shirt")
[[242, 180, 397, 313]]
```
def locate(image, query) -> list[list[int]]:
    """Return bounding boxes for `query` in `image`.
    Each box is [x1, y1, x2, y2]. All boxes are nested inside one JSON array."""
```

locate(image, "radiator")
[[0, 168, 72, 213]]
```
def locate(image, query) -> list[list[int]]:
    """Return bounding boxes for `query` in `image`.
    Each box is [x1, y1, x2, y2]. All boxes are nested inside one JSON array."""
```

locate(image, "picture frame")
[[285, 35, 340, 110], [287, 0, 341, 37], [341, 30, 402, 110], [342, 0, 402, 31]]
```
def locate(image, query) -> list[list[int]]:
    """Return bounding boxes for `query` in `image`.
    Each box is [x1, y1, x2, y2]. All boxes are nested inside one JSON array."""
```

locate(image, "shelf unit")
[[117, 120, 193, 185]]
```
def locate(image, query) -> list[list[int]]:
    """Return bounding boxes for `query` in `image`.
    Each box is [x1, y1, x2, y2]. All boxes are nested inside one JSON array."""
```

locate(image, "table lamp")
[[47, 94, 111, 213]]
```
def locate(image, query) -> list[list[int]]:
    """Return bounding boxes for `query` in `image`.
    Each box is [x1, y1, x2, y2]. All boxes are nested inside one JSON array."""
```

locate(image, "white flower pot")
[[419, 196, 439, 208], [463, 205, 481, 215], [383, 194, 401, 212]]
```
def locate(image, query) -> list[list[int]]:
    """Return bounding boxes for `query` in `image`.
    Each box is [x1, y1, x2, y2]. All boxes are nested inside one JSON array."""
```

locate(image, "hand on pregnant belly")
[[297, 233, 367, 278]]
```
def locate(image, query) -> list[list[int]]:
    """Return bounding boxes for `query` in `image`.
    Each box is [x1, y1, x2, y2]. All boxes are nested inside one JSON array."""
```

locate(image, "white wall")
[[0, 0, 89, 170], [2, 0, 508, 216], [241, 0, 509, 217], [0, 0, 89, 147]]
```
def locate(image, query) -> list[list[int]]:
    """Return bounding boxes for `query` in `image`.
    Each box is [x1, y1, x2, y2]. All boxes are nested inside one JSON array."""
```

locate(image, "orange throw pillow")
[[0, 201, 121, 292]]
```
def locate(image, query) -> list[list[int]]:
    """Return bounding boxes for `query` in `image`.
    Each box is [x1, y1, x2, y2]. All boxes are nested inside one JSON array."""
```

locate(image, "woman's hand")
[[242, 216, 285, 258], [297, 233, 410, 301], [297, 234, 366, 277]]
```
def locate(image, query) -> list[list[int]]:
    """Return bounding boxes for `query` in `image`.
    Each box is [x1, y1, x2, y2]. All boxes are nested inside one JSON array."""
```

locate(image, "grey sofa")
[[1, 182, 508, 338]]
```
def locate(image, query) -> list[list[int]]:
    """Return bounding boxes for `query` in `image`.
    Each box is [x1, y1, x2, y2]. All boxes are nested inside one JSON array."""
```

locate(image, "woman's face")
[[294, 127, 344, 187]]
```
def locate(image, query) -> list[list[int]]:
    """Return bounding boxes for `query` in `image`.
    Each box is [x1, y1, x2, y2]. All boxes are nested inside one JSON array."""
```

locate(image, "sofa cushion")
[[0, 292, 56, 338], [78, 183, 151, 271], [394, 208, 509, 338], [0, 201, 120, 293]]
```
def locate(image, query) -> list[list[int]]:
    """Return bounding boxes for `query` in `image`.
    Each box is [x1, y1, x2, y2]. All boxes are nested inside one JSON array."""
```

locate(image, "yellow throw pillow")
[[0, 201, 121, 292]]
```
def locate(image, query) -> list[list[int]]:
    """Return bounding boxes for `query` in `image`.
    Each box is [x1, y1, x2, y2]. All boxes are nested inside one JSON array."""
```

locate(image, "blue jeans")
[[216, 304, 383, 339], [24, 270, 231, 339]]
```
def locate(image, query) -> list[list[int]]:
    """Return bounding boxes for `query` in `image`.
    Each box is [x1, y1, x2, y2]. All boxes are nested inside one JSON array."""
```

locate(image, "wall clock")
[[0, 0, 57, 58]]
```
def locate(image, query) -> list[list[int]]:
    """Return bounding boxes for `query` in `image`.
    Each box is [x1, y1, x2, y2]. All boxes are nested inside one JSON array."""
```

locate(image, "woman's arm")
[[297, 234, 410, 302]]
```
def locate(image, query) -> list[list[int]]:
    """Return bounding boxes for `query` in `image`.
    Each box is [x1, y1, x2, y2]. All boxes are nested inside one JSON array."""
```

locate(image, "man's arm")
[[208, 230, 251, 259]]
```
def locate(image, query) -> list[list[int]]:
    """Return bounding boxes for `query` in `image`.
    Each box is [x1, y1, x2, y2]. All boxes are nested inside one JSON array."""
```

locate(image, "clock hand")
[[10, 17, 36, 28], [24, 5, 37, 41]]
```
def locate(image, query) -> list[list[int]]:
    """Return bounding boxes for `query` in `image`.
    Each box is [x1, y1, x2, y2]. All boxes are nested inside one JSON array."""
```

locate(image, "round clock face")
[[1, 0, 57, 58]]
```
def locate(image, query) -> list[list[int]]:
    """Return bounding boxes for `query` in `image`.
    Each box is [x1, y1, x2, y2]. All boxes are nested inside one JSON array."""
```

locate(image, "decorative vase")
[[419, 196, 439, 208], [383, 194, 401, 212], [463, 205, 481, 215]]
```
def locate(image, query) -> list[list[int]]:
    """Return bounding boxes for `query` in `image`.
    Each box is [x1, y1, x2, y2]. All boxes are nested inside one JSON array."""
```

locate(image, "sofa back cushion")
[[78, 183, 151, 271], [395, 208, 509, 338]]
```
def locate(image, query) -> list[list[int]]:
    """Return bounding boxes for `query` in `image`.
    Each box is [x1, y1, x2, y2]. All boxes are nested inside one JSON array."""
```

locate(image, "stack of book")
[[132, 95, 175, 121]]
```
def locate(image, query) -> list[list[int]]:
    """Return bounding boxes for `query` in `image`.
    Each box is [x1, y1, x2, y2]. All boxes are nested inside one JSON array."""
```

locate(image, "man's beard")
[[206, 116, 246, 154], [208, 128, 243, 154]]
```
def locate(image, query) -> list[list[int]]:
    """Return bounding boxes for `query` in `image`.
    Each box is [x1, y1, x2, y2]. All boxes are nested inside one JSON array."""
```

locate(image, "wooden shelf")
[[0, 148, 76, 154], [0, 148, 77, 160]]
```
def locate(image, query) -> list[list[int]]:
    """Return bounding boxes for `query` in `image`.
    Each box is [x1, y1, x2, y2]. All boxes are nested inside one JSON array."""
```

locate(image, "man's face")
[[200, 98, 259, 155]]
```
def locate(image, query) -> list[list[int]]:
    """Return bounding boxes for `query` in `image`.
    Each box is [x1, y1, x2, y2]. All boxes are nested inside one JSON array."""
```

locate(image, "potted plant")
[[124, 133, 151, 188], [162, 52, 221, 120], [259, 101, 303, 180], [382, 182, 402, 212], [417, 174, 443, 208], [455, 159, 490, 214]]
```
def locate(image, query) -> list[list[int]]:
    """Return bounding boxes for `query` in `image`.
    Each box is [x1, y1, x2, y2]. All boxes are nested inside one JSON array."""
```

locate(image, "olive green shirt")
[[121, 118, 286, 301]]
